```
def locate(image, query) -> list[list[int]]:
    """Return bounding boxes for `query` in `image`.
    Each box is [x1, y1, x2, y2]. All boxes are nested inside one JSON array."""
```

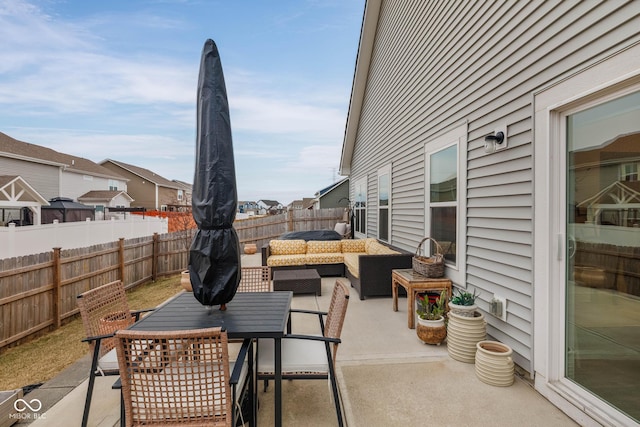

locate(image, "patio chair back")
[[237, 266, 272, 292], [324, 278, 350, 364], [77, 280, 134, 357], [115, 327, 233, 427]]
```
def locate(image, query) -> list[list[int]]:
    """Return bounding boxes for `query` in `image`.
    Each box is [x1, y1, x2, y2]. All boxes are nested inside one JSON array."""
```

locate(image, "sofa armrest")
[[356, 252, 413, 299], [261, 243, 271, 266]]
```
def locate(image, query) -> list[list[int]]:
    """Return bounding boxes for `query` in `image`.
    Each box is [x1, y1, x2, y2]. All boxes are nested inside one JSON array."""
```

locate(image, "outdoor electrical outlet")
[[491, 295, 507, 321]]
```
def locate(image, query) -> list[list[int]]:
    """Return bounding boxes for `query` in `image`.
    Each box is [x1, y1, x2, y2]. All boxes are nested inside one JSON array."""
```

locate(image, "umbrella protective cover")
[[189, 39, 241, 307]]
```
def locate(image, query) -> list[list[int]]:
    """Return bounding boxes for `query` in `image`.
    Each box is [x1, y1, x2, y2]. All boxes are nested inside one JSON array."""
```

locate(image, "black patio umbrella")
[[188, 39, 241, 308]]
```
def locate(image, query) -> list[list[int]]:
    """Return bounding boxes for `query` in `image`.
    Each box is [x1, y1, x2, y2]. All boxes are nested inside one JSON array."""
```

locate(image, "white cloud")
[[0, 0, 358, 205], [0, 1, 195, 113]]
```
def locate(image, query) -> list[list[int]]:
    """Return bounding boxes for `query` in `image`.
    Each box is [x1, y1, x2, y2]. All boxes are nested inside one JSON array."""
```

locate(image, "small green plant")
[[416, 289, 448, 320], [450, 288, 478, 306]]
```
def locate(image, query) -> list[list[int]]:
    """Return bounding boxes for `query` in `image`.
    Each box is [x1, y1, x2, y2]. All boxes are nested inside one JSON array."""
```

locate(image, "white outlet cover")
[[493, 295, 507, 321]]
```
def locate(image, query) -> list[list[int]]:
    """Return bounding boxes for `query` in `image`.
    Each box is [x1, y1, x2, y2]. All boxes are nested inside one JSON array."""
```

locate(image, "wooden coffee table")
[[273, 269, 322, 296], [392, 269, 452, 329]]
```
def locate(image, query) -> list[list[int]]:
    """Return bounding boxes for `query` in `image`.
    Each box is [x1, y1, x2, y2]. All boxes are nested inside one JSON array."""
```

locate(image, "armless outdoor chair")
[[237, 266, 272, 292], [257, 279, 350, 427], [114, 327, 253, 427], [76, 280, 154, 427]]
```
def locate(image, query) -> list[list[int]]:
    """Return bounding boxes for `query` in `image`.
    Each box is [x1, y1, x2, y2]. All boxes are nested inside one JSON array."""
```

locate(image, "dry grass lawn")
[[0, 275, 184, 391]]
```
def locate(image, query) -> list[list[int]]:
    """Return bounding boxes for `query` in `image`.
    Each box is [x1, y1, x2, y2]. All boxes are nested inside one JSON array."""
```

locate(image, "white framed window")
[[378, 165, 391, 242], [619, 162, 639, 181], [424, 124, 467, 285], [108, 179, 118, 191], [353, 176, 367, 237], [177, 189, 184, 201]]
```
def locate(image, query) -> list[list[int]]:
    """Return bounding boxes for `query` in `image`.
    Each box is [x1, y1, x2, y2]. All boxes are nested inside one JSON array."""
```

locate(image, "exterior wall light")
[[484, 127, 508, 153]]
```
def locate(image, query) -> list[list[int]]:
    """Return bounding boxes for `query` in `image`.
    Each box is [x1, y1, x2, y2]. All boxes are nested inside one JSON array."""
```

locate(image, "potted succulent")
[[415, 289, 448, 345], [448, 288, 479, 317]]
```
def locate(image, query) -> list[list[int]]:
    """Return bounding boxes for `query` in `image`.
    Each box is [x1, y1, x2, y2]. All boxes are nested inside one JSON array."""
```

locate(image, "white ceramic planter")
[[448, 301, 478, 317], [446, 311, 486, 363], [475, 340, 514, 386]]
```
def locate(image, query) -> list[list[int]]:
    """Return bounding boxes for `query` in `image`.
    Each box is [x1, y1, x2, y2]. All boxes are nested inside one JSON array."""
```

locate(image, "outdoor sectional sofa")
[[261, 238, 412, 300]]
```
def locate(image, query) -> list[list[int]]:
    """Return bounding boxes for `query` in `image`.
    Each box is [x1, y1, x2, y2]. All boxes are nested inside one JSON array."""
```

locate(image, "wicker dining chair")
[[237, 266, 272, 292], [257, 279, 350, 427], [114, 327, 252, 427], [76, 280, 153, 427]]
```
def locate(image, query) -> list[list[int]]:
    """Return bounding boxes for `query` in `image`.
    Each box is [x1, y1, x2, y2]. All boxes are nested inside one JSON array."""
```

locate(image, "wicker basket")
[[412, 237, 444, 278]]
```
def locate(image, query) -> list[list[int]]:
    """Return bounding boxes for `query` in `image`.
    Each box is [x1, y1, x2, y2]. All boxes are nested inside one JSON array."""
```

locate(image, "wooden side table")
[[392, 268, 452, 329]]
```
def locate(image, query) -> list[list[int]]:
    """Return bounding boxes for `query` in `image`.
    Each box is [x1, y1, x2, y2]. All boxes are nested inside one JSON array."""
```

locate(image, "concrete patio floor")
[[22, 253, 579, 426]]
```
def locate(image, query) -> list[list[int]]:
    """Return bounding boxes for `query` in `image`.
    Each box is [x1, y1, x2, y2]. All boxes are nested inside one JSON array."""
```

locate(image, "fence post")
[[118, 238, 125, 284], [152, 233, 159, 281], [52, 247, 61, 329], [287, 210, 293, 232]]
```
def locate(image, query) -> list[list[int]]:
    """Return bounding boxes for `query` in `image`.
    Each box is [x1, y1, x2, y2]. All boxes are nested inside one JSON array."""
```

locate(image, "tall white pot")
[[446, 311, 486, 363]]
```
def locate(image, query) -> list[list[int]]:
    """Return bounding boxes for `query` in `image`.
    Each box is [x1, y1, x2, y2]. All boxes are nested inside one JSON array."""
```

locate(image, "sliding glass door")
[[565, 90, 640, 422]]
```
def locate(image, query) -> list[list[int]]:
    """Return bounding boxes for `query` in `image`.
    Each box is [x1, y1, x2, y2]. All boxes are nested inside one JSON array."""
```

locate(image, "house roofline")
[[0, 151, 68, 168], [100, 158, 182, 190], [63, 167, 130, 182], [339, 0, 382, 176]]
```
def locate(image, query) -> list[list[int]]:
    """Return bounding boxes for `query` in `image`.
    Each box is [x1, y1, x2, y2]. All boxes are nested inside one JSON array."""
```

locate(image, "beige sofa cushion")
[[267, 254, 307, 267], [305, 253, 344, 265], [266, 238, 400, 274], [366, 241, 399, 255], [363, 238, 380, 253], [341, 239, 366, 253], [269, 239, 307, 255], [342, 252, 364, 278], [307, 240, 342, 254]]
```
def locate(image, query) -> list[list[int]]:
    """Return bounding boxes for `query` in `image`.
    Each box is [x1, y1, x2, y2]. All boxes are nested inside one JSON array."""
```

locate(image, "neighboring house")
[[99, 159, 185, 211], [312, 177, 349, 209], [257, 199, 284, 215], [288, 198, 315, 211], [172, 179, 193, 209], [0, 132, 130, 224], [287, 200, 304, 210], [78, 190, 135, 219], [238, 200, 260, 215], [341, 1, 639, 426]]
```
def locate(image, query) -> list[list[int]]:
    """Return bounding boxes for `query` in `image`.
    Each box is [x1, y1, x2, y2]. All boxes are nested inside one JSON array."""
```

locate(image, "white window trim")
[[377, 165, 391, 243], [533, 43, 640, 427], [353, 176, 367, 238], [423, 123, 467, 287]]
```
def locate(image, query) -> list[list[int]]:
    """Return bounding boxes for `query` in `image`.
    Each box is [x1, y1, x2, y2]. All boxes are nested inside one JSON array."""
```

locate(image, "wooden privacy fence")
[[0, 208, 344, 351], [0, 231, 192, 351], [234, 207, 345, 250]]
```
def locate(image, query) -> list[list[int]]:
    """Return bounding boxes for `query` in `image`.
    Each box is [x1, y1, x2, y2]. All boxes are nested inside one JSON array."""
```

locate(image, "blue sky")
[[0, 0, 364, 204]]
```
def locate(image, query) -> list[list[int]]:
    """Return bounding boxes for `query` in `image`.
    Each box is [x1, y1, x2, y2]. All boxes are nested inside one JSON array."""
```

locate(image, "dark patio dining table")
[[128, 290, 293, 427]]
